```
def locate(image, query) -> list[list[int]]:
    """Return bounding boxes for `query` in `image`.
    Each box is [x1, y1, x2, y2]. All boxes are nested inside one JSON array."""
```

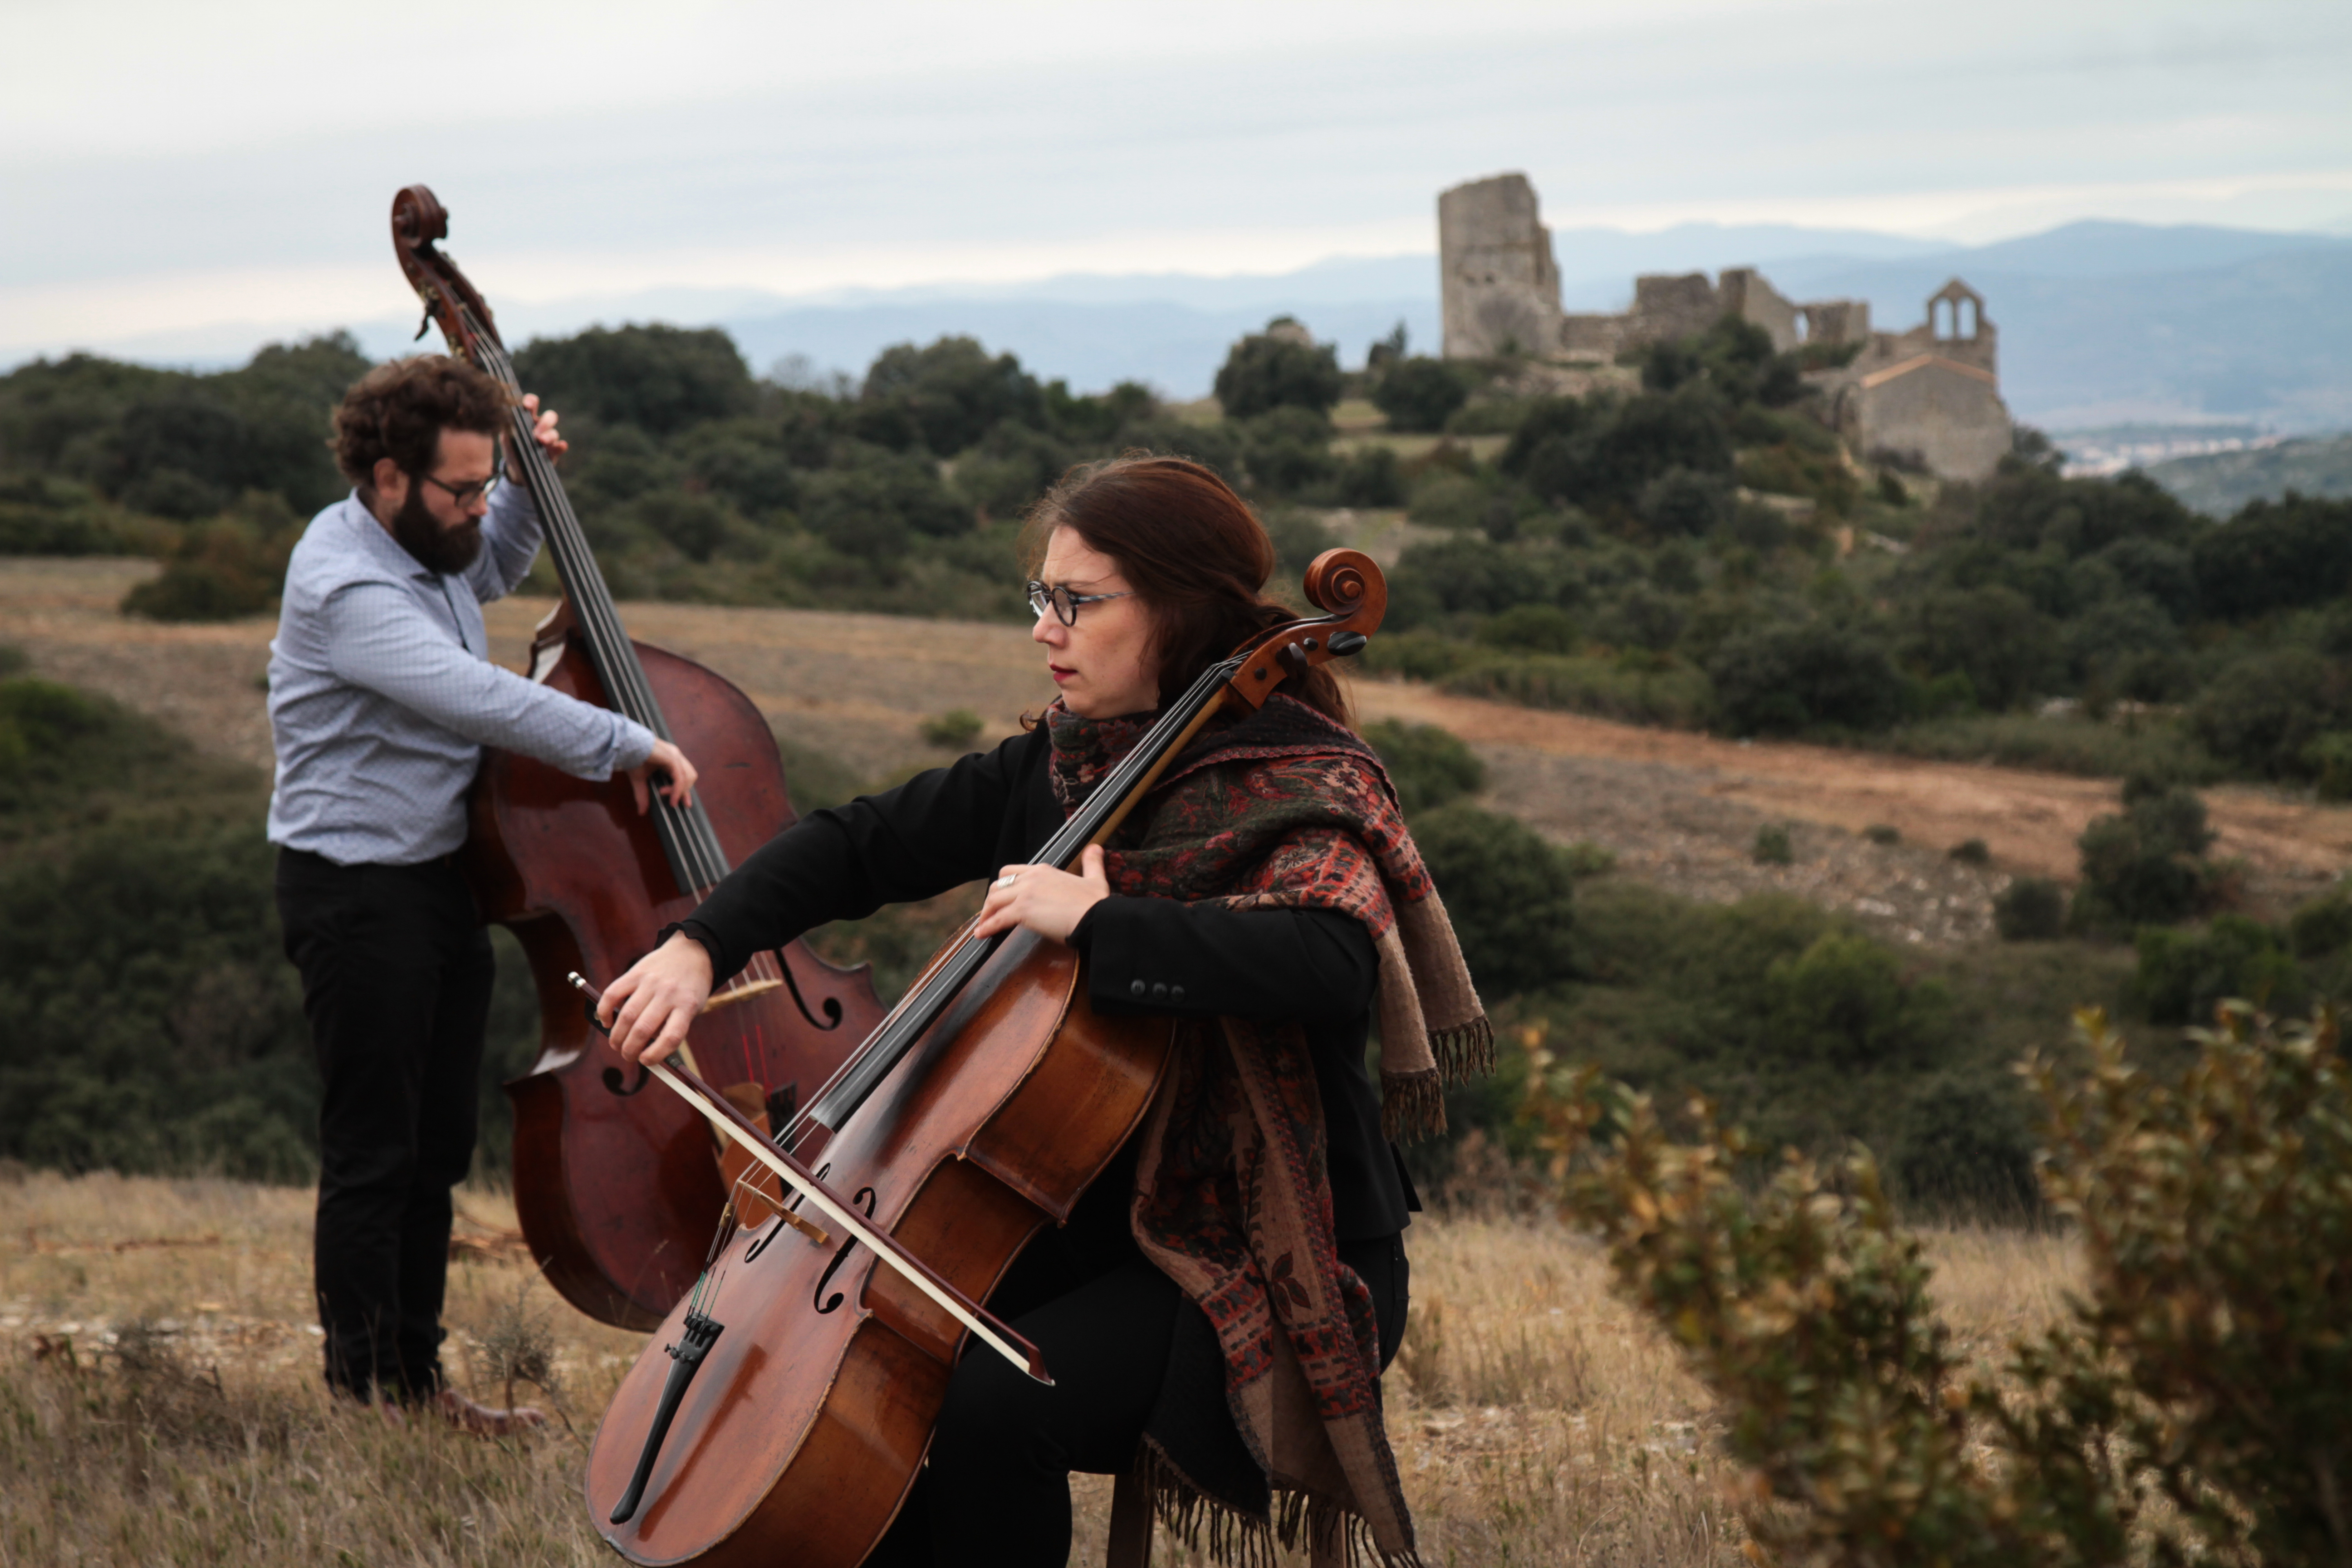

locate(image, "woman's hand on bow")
[[974, 844, 1110, 943], [601, 931, 714, 1066]]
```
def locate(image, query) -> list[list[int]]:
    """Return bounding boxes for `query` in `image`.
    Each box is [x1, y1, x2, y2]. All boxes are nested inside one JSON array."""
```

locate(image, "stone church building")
[[1438, 172, 2012, 481]]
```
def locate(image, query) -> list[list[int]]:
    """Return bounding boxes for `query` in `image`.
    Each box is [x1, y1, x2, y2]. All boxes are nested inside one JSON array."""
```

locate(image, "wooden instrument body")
[[468, 624, 886, 1328], [585, 929, 1172, 1565]]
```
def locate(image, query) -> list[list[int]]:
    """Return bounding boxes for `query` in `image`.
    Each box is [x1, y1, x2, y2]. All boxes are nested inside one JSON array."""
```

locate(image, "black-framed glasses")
[[1027, 580, 1133, 625], [418, 470, 501, 509]]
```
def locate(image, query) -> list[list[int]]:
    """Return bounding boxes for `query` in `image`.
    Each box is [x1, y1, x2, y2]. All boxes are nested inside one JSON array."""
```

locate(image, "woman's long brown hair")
[[1022, 453, 1351, 725]]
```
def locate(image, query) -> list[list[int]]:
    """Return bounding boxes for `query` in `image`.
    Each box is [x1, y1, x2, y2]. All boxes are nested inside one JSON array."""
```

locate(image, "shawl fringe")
[[1434, 1015, 1495, 1083], [1377, 1017, 1494, 1141], [1379, 1069, 1445, 1144], [1136, 1437, 1427, 1568]]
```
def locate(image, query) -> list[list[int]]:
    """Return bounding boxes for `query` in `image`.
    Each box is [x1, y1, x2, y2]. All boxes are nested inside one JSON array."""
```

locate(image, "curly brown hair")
[[329, 355, 513, 485]]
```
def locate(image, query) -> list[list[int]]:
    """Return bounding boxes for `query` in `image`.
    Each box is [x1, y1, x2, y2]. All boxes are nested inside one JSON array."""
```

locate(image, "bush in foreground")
[[1526, 1004, 2352, 1568]]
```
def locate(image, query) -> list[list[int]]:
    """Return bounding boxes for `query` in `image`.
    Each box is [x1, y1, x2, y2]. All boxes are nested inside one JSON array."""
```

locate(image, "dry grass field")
[[0, 1166, 2080, 1568]]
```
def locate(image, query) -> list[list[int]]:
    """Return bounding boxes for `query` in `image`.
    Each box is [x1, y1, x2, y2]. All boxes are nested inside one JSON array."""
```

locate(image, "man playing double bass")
[[267, 356, 700, 1432]]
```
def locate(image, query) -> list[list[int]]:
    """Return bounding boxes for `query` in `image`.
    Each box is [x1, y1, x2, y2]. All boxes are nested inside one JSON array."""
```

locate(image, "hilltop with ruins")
[[1439, 172, 2012, 481]]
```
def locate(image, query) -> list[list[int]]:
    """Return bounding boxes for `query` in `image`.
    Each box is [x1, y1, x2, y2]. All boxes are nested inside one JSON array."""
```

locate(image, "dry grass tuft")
[[0, 1169, 2080, 1566]]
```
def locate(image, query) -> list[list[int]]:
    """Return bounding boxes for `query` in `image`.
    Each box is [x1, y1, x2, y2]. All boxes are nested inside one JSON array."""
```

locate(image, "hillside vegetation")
[[9, 315, 2352, 794]]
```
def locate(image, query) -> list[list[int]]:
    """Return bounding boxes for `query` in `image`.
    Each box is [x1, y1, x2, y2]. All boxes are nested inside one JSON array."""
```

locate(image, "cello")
[[389, 185, 887, 1329], [579, 550, 1387, 1566]]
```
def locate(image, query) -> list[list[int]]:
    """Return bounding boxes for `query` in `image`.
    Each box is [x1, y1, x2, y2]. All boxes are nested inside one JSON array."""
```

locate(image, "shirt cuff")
[[613, 715, 658, 772]]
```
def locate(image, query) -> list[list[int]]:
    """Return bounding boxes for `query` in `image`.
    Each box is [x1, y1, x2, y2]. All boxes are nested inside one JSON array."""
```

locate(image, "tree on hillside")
[[1213, 318, 1342, 420], [1372, 357, 1469, 433], [859, 335, 1044, 456], [512, 323, 756, 436]]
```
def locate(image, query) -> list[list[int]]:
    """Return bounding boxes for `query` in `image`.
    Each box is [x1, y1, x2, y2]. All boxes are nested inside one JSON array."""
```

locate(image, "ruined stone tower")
[[1434, 170, 2013, 481], [1439, 174, 1564, 359]]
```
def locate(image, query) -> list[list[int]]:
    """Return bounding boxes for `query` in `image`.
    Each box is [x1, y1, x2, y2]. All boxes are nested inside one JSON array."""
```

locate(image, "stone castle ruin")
[[1438, 172, 2011, 481]]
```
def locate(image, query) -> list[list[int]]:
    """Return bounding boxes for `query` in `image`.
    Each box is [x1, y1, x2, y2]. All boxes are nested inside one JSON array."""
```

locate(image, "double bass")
[[579, 551, 1387, 1566], [389, 186, 888, 1329]]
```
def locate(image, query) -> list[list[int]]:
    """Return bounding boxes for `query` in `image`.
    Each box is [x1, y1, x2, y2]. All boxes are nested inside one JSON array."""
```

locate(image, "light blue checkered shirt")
[[266, 484, 657, 866]]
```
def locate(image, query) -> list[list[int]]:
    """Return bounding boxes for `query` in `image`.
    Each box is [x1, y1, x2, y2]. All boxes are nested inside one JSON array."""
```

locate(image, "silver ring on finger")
[[994, 870, 1020, 890]]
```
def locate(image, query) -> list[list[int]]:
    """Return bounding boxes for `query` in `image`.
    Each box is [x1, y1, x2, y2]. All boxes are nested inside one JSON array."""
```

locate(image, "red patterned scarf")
[[1047, 694, 1490, 1566]]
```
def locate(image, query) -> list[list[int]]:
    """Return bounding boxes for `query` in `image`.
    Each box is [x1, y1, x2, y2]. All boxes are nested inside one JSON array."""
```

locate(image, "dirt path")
[[9, 557, 2346, 940]]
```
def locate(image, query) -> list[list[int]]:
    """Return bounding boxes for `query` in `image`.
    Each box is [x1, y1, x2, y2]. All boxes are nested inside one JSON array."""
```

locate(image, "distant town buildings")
[[1438, 172, 2013, 482]]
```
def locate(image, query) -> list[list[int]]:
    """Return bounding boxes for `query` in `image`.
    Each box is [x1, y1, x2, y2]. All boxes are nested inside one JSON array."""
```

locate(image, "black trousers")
[[275, 848, 493, 1401], [866, 1232, 1409, 1568]]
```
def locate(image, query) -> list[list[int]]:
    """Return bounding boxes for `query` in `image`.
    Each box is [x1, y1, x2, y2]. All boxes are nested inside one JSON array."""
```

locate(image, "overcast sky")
[[5, 0, 2349, 361]]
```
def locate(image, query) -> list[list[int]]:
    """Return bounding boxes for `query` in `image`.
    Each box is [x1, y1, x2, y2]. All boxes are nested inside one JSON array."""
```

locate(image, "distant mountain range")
[[137, 219, 2352, 435], [2140, 433, 2352, 517]]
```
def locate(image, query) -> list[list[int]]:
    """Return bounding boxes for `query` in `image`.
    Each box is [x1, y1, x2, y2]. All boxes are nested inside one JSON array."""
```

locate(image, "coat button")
[[1150, 982, 1169, 1003], [1129, 979, 1147, 998], [1170, 985, 1186, 1004]]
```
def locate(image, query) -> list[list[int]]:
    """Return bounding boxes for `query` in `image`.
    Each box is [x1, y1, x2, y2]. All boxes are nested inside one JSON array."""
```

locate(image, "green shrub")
[[2072, 779, 2215, 931], [1212, 319, 1342, 420], [1356, 629, 1473, 682], [1332, 444, 1405, 508], [1410, 803, 1577, 995], [1362, 719, 1485, 814], [1865, 823, 1901, 845], [1440, 652, 1713, 729], [1236, 406, 1336, 496], [1709, 619, 1907, 735], [1404, 471, 1485, 532], [1878, 712, 2220, 783], [1472, 603, 1578, 654], [1527, 1005, 2352, 1568], [1763, 931, 1949, 1069], [2304, 730, 2352, 800], [1949, 837, 1990, 864], [2189, 647, 2352, 781], [1370, 358, 1468, 434], [1753, 823, 1793, 864], [918, 708, 983, 750], [1994, 877, 2067, 941], [1892, 1074, 2038, 1211], [2132, 916, 2305, 1025], [1637, 466, 1732, 537], [2288, 881, 2352, 958]]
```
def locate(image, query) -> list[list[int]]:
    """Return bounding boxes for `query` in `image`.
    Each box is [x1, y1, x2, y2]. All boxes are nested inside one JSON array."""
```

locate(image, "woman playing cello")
[[600, 455, 1489, 1566]]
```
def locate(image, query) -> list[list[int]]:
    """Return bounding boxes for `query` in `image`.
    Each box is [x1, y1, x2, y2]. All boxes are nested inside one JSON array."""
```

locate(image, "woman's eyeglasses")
[[1027, 580, 1132, 626]]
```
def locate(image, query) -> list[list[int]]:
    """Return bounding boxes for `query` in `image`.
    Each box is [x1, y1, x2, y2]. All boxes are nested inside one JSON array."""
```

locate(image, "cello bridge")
[[701, 978, 783, 1014]]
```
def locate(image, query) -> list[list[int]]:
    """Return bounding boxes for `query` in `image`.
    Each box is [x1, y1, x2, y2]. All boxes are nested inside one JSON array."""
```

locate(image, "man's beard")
[[388, 483, 485, 575]]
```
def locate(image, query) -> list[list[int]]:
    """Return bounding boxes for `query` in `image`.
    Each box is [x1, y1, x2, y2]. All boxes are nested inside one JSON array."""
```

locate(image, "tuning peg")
[[1328, 632, 1369, 657]]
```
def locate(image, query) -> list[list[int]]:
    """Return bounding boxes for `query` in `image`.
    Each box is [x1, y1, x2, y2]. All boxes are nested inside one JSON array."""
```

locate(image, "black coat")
[[685, 724, 1415, 1240]]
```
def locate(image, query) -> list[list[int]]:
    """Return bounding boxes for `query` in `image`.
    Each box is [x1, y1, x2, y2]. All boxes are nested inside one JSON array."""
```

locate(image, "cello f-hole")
[[812, 1186, 878, 1315], [603, 1064, 652, 1098]]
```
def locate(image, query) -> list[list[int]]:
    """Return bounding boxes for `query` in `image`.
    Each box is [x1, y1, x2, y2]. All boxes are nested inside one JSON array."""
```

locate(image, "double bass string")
[[464, 315, 784, 1071]]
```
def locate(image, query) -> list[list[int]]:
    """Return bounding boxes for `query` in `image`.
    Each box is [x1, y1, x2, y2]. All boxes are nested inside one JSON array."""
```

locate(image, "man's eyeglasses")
[[418, 470, 502, 509], [1027, 580, 1133, 626]]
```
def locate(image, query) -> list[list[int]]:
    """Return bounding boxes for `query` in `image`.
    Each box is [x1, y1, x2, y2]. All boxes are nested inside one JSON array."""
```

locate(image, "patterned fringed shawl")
[[1045, 694, 1491, 1568]]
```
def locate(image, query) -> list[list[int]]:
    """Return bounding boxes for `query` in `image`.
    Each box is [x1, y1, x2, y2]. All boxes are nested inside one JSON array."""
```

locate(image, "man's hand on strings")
[[603, 931, 715, 1066], [974, 844, 1111, 943], [507, 392, 568, 476], [627, 739, 699, 813]]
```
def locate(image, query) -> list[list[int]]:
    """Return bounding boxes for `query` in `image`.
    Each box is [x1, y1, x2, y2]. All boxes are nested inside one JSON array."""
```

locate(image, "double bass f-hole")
[[777, 955, 847, 1032], [812, 1187, 878, 1314]]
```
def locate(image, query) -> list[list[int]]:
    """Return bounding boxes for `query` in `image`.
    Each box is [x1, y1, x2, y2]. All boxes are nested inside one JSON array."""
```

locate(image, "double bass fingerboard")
[[461, 312, 732, 902]]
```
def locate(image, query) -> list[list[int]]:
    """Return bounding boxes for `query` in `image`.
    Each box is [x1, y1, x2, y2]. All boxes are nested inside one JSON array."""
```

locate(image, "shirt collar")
[[340, 489, 443, 583]]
